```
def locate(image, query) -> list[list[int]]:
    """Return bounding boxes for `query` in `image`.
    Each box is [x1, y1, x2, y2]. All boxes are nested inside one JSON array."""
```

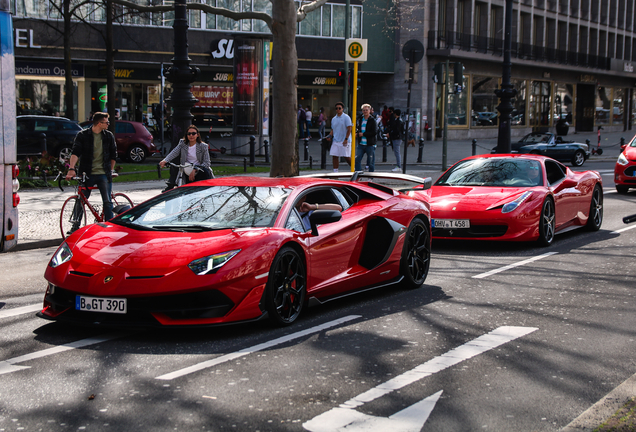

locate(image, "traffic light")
[[453, 62, 464, 93], [337, 68, 345, 85], [432, 63, 444, 84]]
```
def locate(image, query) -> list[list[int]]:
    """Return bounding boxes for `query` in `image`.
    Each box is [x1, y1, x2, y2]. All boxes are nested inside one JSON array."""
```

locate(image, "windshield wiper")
[[151, 224, 218, 232], [113, 221, 159, 231]]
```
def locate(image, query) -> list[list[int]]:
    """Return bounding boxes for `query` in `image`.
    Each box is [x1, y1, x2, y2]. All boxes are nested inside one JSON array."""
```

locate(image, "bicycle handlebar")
[[56, 171, 86, 192], [623, 214, 636, 224]]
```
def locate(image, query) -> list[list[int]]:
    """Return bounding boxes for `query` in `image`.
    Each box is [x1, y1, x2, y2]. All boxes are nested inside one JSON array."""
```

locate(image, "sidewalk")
[[12, 130, 623, 252]]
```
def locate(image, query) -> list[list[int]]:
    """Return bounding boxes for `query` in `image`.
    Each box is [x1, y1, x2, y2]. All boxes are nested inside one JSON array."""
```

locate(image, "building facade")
[[9, 0, 396, 139]]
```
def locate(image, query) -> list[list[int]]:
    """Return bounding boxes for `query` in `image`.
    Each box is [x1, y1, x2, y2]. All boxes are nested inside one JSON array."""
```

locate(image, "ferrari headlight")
[[617, 152, 629, 166], [502, 191, 533, 214], [188, 250, 241, 275], [49, 242, 73, 268]]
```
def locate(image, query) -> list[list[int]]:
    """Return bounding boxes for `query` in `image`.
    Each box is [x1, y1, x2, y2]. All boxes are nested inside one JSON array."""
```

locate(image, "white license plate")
[[433, 219, 470, 229], [75, 295, 127, 314]]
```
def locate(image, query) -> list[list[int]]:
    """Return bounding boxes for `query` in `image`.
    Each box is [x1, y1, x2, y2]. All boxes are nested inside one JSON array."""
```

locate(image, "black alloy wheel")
[[400, 218, 431, 289], [265, 246, 306, 326], [127, 145, 147, 163], [538, 197, 555, 246], [585, 184, 603, 231]]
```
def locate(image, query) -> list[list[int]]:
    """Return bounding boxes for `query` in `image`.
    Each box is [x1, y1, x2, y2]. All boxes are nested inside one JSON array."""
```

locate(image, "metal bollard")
[[249, 136, 256, 167], [417, 139, 424, 163], [382, 137, 388, 162], [586, 139, 591, 145], [472, 139, 477, 156], [309, 156, 313, 169], [264, 139, 270, 164], [320, 139, 328, 170], [621, 137, 625, 146], [157, 163, 162, 179], [244, 158, 247, 172], [304, 137, 309, 161]]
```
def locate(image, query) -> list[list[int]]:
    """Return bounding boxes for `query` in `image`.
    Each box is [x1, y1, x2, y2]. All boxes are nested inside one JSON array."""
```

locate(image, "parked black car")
[[17, 115, 81, 160], [492, 132, 592, 167]]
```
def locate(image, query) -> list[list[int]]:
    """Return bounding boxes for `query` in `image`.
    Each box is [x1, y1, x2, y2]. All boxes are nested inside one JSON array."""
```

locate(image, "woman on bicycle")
[[159, 125, 213, 187]]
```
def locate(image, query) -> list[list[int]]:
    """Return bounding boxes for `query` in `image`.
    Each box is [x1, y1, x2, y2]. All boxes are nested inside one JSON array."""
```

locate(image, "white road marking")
[[612, 224, 636, 234], [303, 326, 537, 432], [304, 391, 443, 432], [155, 315, 362, 381], [0, 304, 42, 319], [0, 332, 130, 375], [472, 252, 558, 279]]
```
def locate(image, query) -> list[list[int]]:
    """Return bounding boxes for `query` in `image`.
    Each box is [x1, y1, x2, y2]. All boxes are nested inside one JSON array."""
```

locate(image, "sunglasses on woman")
[[187, 132, 198, 136]]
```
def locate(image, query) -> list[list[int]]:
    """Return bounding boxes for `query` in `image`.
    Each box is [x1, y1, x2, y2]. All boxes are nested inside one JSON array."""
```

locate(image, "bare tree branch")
[[296, 0, 329, 22]]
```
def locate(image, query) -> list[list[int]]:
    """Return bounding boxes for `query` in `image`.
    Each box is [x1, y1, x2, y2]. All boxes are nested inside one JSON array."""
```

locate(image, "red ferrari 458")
[[429, 154, 603, 246], [39, 173, 433, 327]]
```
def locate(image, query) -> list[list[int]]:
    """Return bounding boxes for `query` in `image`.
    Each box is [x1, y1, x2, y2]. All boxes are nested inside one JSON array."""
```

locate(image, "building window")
[[447, 74, 469, 127], [554, 83, 574, 125], [512, 79, 527, 126], [16, 0, 46, 18], [300, 6, 321, 36], [613, 88, 624, 124], [471, 75, 499, 127], [595, 86, 611, 125]]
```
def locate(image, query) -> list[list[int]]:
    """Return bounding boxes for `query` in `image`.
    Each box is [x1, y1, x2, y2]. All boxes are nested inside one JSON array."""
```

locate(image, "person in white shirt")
[[326, 102, 352, 172], [305, 106, 313, 139]]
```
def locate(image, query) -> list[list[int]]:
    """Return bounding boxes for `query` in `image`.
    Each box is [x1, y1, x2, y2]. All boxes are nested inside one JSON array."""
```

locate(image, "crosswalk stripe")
[[0, 304, 42, 319]]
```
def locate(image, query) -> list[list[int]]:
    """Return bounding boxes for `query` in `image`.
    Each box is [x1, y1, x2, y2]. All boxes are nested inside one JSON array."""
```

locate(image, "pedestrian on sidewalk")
[[355, 103, 377, 172], [318, 107, 326, 139], [298, 106, 307, 138], [305, 106, 313, 139], [327, 102, 352, 172], [386, 109, 403, 172]]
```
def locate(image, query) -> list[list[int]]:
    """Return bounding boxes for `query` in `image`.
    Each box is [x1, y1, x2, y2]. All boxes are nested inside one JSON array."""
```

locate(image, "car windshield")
[[436, 158, 544, 187], [113, 186, 291, 231], [519, 133, 551, 143]]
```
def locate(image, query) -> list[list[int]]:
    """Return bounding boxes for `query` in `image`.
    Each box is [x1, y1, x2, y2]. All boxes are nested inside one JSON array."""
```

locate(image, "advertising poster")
[[191, 85, 233, 108], [262, 42, 270, 136], [233, 39, 262, 135]]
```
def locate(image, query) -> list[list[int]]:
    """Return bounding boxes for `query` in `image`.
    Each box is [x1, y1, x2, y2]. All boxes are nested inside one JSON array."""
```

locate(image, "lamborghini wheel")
[[400, 218, 431, 289], [538, 197, 555, 246], [264, 246, 306, 326]]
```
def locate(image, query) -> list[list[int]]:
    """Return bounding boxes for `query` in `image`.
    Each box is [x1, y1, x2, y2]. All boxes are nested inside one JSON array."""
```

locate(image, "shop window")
[[554, 83, 574, 125], [471, 76, 499, 127], [447, 74, 469, 126], [595, 86, 611, 125], [613, 88, 625, 125], [529, 81, 551, 127], [512, 79, 527, 126]]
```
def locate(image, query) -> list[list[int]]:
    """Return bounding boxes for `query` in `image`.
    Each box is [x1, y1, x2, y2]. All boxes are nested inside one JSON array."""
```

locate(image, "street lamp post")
[[165, 0, 199, 151], [494, 0, 517, 154]]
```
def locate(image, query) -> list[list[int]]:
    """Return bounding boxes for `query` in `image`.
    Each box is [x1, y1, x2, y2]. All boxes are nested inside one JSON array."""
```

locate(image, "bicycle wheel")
[[112, 193, 134, 217], [60, 195, 87, 239]]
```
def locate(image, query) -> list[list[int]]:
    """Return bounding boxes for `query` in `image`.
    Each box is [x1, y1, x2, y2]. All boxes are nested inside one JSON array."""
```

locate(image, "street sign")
[[346, 39, 368, 62], [402, 39, 424, 63]]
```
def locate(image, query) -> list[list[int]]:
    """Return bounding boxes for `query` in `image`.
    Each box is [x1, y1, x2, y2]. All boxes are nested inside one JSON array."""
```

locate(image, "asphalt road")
[[1, 161, 636, 431]]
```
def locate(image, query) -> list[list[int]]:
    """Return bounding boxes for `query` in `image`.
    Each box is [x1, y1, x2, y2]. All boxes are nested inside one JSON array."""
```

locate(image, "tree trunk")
[[63, 0, 74, 120], [106, 0, 116, 133], [269, 0, 299, 177]]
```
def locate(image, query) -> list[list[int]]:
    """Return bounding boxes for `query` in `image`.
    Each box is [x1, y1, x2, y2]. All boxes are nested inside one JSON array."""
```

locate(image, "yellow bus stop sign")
[[346, 39, 367, 62]]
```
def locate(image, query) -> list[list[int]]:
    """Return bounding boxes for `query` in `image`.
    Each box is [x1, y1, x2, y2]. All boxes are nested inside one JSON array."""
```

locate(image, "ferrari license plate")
[[75, 295, 127, 314], [432, 219, 470, 229]]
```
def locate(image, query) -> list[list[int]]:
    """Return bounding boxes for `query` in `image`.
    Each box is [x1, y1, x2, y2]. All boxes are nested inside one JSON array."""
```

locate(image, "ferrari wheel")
[[585, 184, 603, 231], [538, 198, 555, 246], [265, 247, 306, 326], [571, 150, 585, 167], [400, 218, 431, 289]]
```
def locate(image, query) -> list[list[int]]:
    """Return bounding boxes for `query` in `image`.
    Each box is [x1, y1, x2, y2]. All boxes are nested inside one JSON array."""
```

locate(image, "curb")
[[561, 372, 636, 431], [10, 238, 62, 252]]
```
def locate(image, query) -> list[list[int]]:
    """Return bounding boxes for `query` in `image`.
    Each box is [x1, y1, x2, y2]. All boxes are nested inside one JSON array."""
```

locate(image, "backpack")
[[298, 109, 306, 121]]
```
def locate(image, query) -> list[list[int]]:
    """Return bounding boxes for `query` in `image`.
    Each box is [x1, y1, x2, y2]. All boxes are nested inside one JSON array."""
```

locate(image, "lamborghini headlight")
[[617, 152, 629, 166], [502, 191, 533, 214], [188, 250, 241, 275], [49, 242, 73, 268]]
